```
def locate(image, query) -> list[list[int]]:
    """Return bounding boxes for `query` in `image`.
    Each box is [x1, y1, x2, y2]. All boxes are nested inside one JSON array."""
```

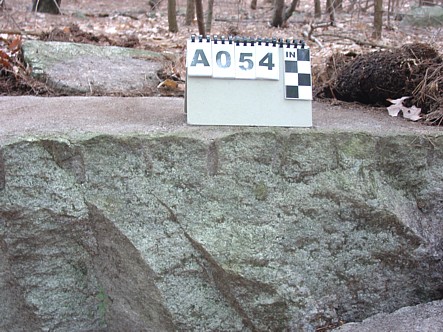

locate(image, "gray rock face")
[[0, 131, 442, 331], [402, 5, 443, 27], [22, 40, 163, 95]]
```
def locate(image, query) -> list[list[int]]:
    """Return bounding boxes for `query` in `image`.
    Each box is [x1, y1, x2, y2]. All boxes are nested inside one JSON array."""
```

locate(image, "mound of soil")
[[320, 43, 440, 104], [317, 43, 443, 124], [318, 43, 443, 125]]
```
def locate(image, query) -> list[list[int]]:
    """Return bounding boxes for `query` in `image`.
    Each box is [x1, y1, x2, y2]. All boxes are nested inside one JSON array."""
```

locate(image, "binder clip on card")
[[185, 34, 312, 127]]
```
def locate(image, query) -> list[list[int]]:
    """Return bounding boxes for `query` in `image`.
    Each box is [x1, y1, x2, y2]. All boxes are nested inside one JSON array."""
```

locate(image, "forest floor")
[[1, 0, 443, 125]]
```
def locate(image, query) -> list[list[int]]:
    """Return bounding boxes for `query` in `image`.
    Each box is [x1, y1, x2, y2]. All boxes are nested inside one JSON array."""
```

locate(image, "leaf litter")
[[1, 0, 443, 124]]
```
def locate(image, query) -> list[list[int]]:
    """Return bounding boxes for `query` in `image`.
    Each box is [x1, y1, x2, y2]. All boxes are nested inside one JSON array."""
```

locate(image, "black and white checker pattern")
[[284, 47, 312, 100]]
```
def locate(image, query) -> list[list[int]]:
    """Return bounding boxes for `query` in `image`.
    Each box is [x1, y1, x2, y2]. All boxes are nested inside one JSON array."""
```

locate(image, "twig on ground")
[[0, 29, 42, 36], [302, 30, 323, 48], [316, 33, 393, 48], [302, 21, 335, 49]]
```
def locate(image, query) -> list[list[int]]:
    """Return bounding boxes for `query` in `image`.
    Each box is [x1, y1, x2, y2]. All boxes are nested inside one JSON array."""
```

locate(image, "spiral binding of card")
[[185, 34, 312, 127]]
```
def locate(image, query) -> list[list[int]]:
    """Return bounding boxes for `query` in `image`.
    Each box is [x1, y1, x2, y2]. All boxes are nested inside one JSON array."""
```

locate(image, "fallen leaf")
[[157, 78, 178, 89], [386, 96, 422, 121], [402, 105, 422, 121], [387, 103, 402, 117], [8, 36, 22, 54]]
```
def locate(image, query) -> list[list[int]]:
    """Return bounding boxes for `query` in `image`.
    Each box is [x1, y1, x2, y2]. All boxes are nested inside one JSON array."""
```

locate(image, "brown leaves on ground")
[[40, 23, 140, 48], [0, 35, 23, 73], [0, 34, 51, 95]]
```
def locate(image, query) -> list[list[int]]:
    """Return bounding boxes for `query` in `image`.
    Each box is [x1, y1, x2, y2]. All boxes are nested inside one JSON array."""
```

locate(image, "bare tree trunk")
[[205, 0, 214, 33], [168, 0, 179, 32], [347, 0, 356, 12], [149, 0, 161, 10], [284, 0, 300, 21], [387, 0, 392, 27], [32, 0, 61, 14], [250, 0, 257, 10], [373, 0, 383, 39], [334, 0, 343, 11], [195, 0, 205, 35], [185, 0, 195, 25], [314, 0, 321, 18], [271, 0, 284, 27], [326, 0, 335, 24]]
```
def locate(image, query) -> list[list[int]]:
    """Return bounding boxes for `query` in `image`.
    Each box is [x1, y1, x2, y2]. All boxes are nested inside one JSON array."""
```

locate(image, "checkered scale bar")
[[283, 40, 312, 100]]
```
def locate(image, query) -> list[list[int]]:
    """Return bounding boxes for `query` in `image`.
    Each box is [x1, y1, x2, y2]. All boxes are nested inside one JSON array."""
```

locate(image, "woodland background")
[[1, 0, 443, 125]]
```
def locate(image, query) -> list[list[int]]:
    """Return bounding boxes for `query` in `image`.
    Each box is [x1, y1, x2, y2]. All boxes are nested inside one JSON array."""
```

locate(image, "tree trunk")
[[205, 0, 214, 33], [347, 0, 356, 12], [271, 0, 284, 27], [387, 0, 392, 27], [149, 0, 161, 10], [314, 0, 321, 18], [284, 0, 300, 22], [195, 0, 205, 35], [326, 0, 335, 24], [185, 0, 195, 25], [167, 0, 179, 33], [364, 0, 370, 11], [334, 0, 343, 11], [32, 0, 61, 14], [373, 0, 383, 39]]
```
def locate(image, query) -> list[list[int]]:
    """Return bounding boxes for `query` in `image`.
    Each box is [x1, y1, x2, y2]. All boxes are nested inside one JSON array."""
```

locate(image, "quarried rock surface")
[[1, 129, 442, 331]]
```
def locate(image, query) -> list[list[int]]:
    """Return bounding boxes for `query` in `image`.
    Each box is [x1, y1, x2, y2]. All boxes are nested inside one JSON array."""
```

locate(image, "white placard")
[[211, 39, 235, 79], [186, 37, 213, 77], [255, 42, 279, 80], [185, 35, 313, 127], [234, 42, 256, 80]]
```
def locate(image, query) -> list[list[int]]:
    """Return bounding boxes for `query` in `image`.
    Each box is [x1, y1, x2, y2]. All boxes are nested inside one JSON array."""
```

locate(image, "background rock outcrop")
[[22, 40, 163, 96], [1, 131, 442, 331]]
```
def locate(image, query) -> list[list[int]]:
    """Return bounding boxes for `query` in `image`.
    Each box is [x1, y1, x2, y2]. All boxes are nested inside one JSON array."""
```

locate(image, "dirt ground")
[[1, 0, 443, 124]]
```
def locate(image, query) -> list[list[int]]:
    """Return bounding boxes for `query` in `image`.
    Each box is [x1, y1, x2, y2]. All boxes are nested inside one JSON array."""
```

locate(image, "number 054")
[[213, 51, 275, 71]]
